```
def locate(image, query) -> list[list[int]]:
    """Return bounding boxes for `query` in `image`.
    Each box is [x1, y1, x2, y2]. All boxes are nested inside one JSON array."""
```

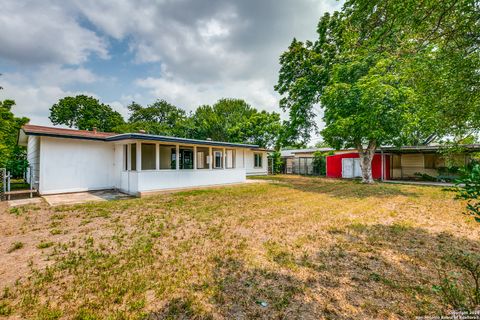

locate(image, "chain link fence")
[[283, 157, 326, 176]]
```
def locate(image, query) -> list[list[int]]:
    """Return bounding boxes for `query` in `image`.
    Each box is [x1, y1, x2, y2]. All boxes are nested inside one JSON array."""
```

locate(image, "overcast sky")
[[0, 0, 341, 131]]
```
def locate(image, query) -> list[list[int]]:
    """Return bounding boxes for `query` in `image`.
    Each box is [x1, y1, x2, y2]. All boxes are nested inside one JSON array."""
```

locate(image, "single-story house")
[[18, 125, 268, 196], [326, 145, 480, 180]]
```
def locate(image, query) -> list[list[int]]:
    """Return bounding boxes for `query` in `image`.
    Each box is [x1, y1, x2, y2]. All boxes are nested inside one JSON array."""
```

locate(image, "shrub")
[[455, 164, 480, 222], [7, 242, 23, 253], [434, 251, 480, 310], [312, 151, 327, 176]]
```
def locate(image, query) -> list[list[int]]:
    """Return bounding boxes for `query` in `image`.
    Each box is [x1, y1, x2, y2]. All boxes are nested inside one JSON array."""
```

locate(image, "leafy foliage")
[[0, 100, 29, 177], [276, 0, 480, 182], [434, 251, 480, 310], [49, 95, 125, 132], [269, 151, 283, 174], [311, 151, 327, 176], [114, 100, 190, 137], [455, 164, 480, 222], [49, 96, 283, 149], [190, 99, 282, 148]]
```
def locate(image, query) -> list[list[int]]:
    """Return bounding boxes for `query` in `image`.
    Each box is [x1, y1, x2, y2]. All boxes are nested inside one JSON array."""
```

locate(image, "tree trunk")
[[357, 141, 377, 184]]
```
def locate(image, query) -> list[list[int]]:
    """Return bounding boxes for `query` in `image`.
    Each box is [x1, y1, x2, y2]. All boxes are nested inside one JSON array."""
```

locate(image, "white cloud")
[[0, 0, 108, 65], [34, 65, 99, 87], [107, 100, 129, 119], [136, 75, 278, 113], [0, 66, 101, 125], [1, 81, 72, 125]]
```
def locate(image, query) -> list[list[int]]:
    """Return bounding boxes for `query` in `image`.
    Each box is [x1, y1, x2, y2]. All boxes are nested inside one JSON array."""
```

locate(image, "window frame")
[[130, 143, 137, 171], [141, 143, 156, 171], [123, 144, 128, 171], [254, 152, 263, 168], [225, 149, 235, 169], [214, 151, 223, 169]]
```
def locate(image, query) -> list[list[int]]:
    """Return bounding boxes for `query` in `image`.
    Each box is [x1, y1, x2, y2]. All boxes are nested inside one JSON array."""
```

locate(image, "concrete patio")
[[42, 190, 131, 206]]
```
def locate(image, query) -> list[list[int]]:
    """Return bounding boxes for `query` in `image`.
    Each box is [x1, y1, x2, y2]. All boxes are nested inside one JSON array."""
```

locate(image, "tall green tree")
[[190, 99, 282, 148], [49, 95, 125, 132], [114, 100, 191, 137], [191, 99, 256, 142], [0, 99, 29, 176], [276, 1, 479, 183], [346, 0, 480, 141], [229, 111, 282, 149]]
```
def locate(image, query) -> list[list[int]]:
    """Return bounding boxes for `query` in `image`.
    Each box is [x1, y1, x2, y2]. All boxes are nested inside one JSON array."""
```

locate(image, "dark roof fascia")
[[24, 131, 109, 142], [22, 129, 261, 149], [106, 133, 260, 149]]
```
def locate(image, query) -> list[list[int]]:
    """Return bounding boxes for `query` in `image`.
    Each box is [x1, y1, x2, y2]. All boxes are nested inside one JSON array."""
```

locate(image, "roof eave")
[[23, 131, 108, 142], [106, 133, 260, 149]]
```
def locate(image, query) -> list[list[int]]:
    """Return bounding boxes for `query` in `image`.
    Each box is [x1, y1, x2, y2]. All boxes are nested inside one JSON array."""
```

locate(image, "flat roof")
[[20, 124, 262, 149], [380, 144, 480, 153]]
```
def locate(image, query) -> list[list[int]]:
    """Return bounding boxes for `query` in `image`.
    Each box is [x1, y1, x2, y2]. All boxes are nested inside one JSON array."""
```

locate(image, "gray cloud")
[[73, 0, 341, 83], [0, 1, 108, 65], [0, 0, 342, 129]]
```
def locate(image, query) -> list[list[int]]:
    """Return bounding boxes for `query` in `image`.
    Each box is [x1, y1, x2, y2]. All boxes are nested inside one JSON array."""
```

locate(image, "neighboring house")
[[18, 125, 268, 196], [280, 148, 333, 174], [326, 145, 480, 180]]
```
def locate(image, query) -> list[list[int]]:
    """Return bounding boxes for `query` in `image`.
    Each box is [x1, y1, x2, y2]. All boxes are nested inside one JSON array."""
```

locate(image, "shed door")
[[342, 158, 354, 178], [353, 159, 362, 177]]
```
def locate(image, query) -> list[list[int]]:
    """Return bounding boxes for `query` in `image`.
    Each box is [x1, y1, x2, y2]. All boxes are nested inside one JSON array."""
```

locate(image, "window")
[[123, 144, 128, 171], [171, 148, 177, 169], [130, 143, 137, 171], [226, 149, 235, 168], [214, 151, 223, 169], [159, 145, 175, 169], [141, 143, 156, 170], [254, 153, 263, 168], [196, 147, 209, 169]]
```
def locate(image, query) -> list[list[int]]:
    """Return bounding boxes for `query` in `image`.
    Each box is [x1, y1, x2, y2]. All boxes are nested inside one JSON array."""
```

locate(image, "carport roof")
[[380, 144, 480, 153]]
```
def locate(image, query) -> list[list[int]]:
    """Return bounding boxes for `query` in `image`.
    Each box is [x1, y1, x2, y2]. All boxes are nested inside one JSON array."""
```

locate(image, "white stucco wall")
[[136, 168, 246, 194], [38, 137, 115, 195], [245, 150, 268, 175], [26, 135, 40, 189]]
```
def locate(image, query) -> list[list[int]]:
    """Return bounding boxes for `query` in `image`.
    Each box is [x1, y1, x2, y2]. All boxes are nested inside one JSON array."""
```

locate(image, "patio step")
[[5, 189, 37, 195]]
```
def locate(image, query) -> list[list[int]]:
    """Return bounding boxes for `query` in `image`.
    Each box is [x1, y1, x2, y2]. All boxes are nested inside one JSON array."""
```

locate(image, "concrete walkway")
[[43, 190, 131, 206], [383, 180, 456, 187], [7, 197, 44, 207]]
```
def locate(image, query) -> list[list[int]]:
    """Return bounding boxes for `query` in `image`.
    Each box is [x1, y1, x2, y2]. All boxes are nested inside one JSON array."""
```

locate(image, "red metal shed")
[[326, 152, 390, 180]]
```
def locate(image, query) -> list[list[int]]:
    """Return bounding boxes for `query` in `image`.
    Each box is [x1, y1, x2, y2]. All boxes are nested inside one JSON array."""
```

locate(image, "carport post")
[[193, 146, 197, 170], [136, 142, 142, 172], [155, 143, 160, 171], [208, 147, 213, 170], [223, 147, 226, 169], [176, 145, 180, 170]]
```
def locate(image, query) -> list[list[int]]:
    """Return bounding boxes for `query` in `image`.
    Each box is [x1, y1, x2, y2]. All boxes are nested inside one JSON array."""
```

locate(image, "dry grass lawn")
[[0, 175, 479, 319]]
